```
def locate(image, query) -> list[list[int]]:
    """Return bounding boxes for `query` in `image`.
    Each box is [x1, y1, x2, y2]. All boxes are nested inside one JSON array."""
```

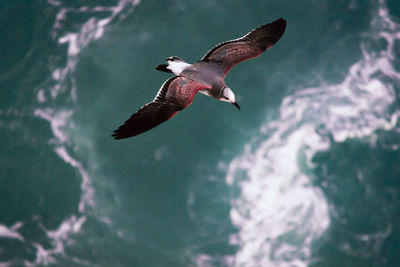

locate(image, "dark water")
[[1, 0, 400, 266]]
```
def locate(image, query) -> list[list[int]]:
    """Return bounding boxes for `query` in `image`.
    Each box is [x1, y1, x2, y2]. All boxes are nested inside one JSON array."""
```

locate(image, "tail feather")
[[155, 64, 172, 73], [156, 57, 191, 75]]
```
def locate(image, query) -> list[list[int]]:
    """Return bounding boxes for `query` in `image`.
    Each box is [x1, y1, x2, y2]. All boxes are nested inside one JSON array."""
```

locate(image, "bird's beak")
[[232, 102, 241, 110]]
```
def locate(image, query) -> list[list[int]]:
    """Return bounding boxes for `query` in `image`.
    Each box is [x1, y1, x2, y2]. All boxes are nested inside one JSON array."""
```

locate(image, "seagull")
[[112, 18, 286, 139]]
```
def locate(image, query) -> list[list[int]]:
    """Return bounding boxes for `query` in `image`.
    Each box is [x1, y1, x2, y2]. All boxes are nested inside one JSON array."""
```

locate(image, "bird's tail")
[[155, 64, 172, 73], [155, 56, 191, 75]]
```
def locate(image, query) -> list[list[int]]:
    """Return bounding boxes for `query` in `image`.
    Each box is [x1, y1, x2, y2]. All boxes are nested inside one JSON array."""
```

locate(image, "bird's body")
[[112, 18, 286, 139]]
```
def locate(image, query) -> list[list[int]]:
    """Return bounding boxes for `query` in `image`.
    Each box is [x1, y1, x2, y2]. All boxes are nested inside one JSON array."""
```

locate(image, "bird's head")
[[220, 87, 240, 110]]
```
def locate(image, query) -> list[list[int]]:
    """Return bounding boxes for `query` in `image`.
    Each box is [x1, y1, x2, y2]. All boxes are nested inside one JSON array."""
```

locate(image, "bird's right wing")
[[201, 18, 286, 75], [112, 76, 208, 139]]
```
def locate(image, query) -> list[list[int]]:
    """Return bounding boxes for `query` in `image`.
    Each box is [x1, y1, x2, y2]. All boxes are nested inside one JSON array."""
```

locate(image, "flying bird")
[[112, 18, 286, 139]]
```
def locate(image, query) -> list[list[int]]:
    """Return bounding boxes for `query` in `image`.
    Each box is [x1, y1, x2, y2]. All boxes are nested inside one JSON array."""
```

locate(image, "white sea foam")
[[34, 108, 72, 144], [54, 146, 94, 212], [225, 1, 400, 266], [25, 216, 87, 266], [37, 89, 46, 103], [46, 0, 142, 100], [226, 125, 330, 267], [0, 222, 24, 242], [24, 0, 142, 266]]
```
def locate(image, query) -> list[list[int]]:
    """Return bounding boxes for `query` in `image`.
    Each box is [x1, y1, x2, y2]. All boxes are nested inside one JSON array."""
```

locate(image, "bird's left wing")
[[201, 18, 286, 75], [112, 76, 208, 139]]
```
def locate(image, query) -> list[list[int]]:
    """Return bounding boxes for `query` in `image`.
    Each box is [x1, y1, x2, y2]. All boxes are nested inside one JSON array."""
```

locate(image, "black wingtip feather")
[[111, 132, 123, 140], [155, 64, 172, 73], [111, 100, 182, 139], [245, 18, 286, 50]]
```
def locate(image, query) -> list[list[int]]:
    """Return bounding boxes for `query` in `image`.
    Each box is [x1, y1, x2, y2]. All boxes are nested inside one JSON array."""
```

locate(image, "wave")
[[223, 1, 400, 266], [0, 1, 141, 266]]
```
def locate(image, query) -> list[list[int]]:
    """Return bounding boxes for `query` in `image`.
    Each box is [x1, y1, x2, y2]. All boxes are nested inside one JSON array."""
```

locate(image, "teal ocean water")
[[1, 0, 400, 266]]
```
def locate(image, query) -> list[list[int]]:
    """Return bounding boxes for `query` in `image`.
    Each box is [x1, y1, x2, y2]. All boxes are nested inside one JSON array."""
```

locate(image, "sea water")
[[0, 0, 399, 266]]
